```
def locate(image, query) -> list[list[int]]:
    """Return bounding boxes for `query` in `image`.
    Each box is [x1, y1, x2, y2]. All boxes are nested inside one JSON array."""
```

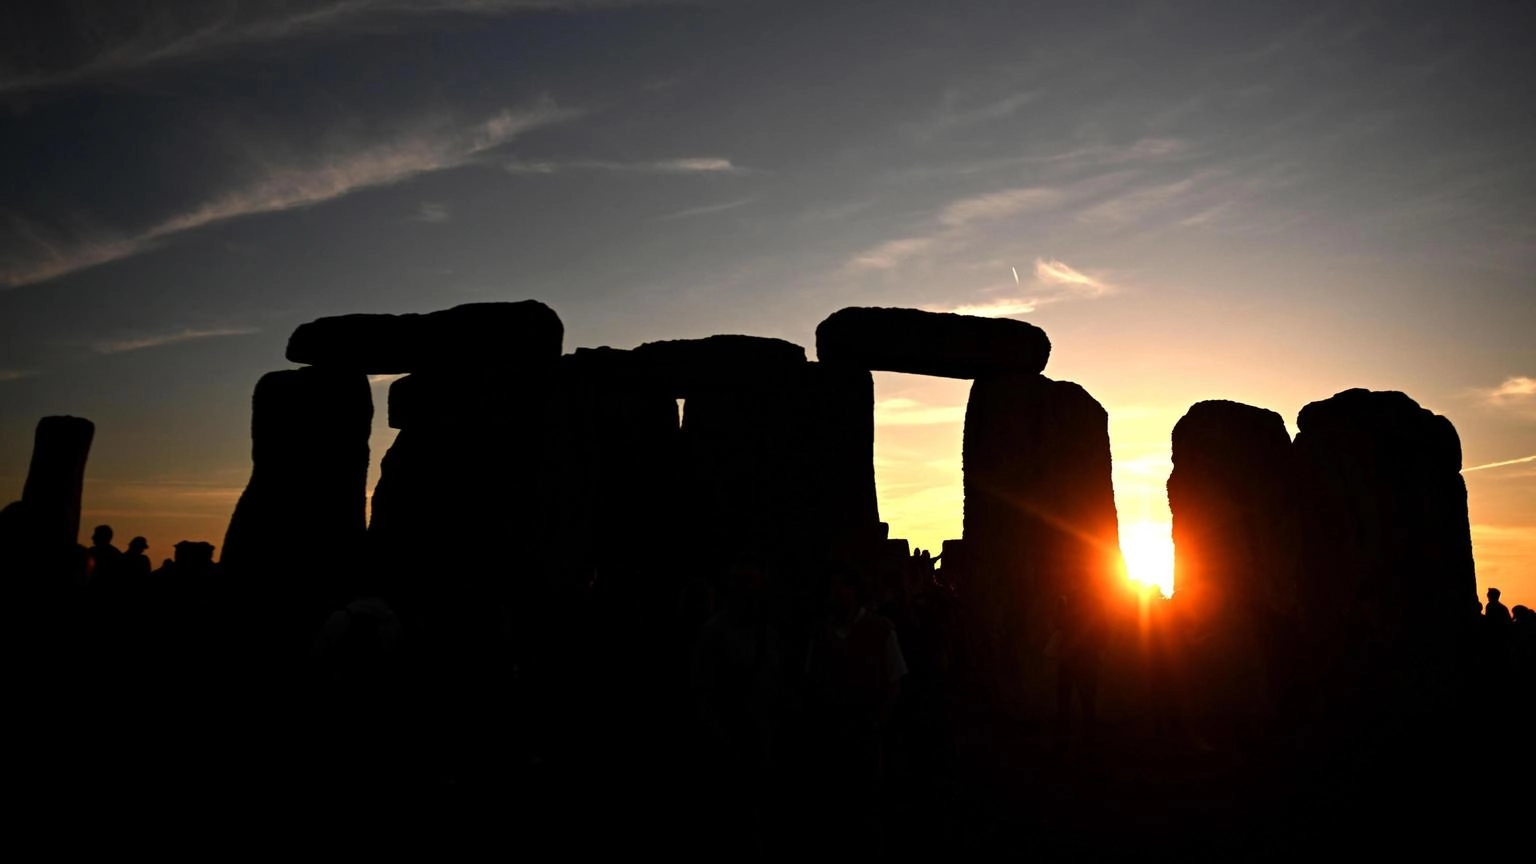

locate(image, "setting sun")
[[1121, 521, 1175, 597]]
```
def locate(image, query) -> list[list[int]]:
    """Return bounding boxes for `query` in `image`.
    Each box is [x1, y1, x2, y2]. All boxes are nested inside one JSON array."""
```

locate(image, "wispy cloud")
[[410, 202, 451, 223], [2, 104, 577, 288], [1481, 376, 1536, 406], [505, 156, 752, 175], [919, 257, 1117, 318], [2, 1, 680, 96], [905, 90, 1040, 144], [874, 398, 966, 426], [93, 327, 259, 355], [926, 298, 1040, 317], [657, 197, 758, 221], [939, 187, 1062, 228], [0, 370, 37, 382], [1076, 177, 1199, 227], [1464, 453, 1536, 473], [1034, 256, 1115, 296], [845, 237, 936, 272]]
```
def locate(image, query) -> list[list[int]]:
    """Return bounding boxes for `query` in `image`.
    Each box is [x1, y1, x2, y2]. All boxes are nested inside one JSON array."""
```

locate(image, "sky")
[[1, 0, 1532, 602]]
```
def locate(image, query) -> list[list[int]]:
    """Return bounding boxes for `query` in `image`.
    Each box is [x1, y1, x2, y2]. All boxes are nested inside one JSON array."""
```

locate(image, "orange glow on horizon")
[[1121, 521, 1175, 598]]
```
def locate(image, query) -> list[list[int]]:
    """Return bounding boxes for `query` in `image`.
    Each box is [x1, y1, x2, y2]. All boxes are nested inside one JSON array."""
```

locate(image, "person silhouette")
[[122, 536, 152, 581], [1051, 592, 1104, 747], [88, 524, 122, 581], [691, 562, 780, 851], [804, 565, 907, 852], [1485, 588, 1511, 626]]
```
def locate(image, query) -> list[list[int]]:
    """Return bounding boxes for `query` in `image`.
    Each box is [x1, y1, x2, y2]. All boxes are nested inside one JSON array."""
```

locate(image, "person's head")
[[174, 540, 215, 567], [1488, 587, 1502, 602], [92, 525, 113, 546], [128, 536, 148, 554], [828, 565, 864, 619], [721, 561, 768, 611]]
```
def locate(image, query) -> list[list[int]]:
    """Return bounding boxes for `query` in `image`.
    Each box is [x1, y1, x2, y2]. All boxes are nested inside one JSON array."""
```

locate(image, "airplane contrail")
[[1011, 265, 1020, 285], [1464, 453, 1536, 472]]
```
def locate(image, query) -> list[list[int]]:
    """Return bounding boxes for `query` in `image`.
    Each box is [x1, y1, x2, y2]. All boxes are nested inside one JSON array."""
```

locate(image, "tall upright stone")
[[370, 368, 559, 612], [222, 367, 373, 641], [637, 336, 809, 570], [1167, 400, 1300, 719], [629, 335, 879, 572], [547, 348, 681, 581], [1293, 388, 1476, 713], [20, 415, 95, 550], [961, 372, 1121, 713], [362, 301, 566, 634]]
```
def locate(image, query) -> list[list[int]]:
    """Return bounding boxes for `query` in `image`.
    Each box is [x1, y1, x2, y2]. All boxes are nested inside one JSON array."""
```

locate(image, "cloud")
[[2, 104, 576, 288], [939, 187, 1062, 228], [0, 370, 37, 382], [92, 327, 259, 355], [844, 237, 936, 272], [906, 90, 1040, 144], [1464, 453, 1536, 473], [1076, 178, 1198, 227], [505, 156, 751, 175], [874, 398, 966, 426], [411, 202, 451, 223], [368, 373, 407, 386], [917, 257, 1117, 318], [1034, 256, 1115, 296], [1481, 376, 1536, 405], [2, 1, 679, 96], [657, 197, 758, 221], [924, 298, 1038, 317]]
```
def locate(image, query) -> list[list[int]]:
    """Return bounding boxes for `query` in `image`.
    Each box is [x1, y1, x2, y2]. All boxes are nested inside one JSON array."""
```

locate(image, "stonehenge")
[[206, 299, 1481, 733]]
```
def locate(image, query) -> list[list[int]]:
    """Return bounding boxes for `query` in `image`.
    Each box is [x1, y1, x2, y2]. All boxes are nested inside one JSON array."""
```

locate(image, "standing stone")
[[817, 306, 1051, 378], [633, 336, 813, 570], [797, 362, 880, 560], [370, 368, 558, 613], [961, 372, 1121, 714], [548, 347, 681, 580], [222, 367, 373, 644], [1293, 389, 1476, 713], [20, 415, 95, 551], [1167, 400, 1300, 720]]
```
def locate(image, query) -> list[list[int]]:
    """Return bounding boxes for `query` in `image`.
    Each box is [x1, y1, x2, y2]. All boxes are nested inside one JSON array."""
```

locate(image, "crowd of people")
[[15, 517, 1533, 854]]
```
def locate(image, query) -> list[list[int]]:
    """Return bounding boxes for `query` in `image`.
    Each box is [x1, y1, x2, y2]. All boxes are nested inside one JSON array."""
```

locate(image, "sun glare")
[[1121, 521, 1175, 597]]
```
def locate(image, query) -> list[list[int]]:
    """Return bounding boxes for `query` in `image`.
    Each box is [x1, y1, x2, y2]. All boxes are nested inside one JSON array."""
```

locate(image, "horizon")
[[2, 1, 1532, 605]]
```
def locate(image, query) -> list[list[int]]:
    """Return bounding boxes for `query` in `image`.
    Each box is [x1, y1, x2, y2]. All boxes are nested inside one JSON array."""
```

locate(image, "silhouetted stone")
[[960, 372, 1121, 714], [369, 368, 559, 612], [816, 307, 1051, 378], [632, 334, 807, 396], [20, 415, 95, 550], [386, 369, 542, 430], [286, 300, 563, 374], [1167, 399, 1300, 719], [1169, 400, 1298, 612], [222, 367, 373, 642], [548, 347, 681, 576], [1293, 388, 1476, 711], [672, 358, 878, 572]]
